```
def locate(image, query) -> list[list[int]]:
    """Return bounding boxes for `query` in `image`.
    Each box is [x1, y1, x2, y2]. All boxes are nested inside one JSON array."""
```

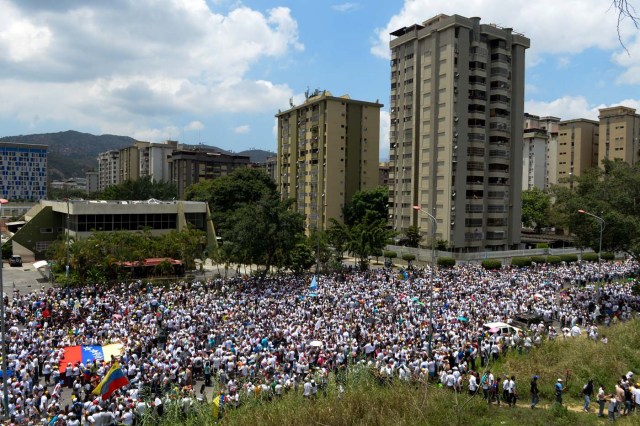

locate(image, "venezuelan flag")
[[213, 394, 224, 419], [92, 362, 129, 400]]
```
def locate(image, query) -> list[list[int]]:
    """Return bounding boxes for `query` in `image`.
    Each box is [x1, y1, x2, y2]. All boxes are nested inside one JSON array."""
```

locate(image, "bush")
[[601, 252, 615, 261], [481, 259, 501, 269], [581, 252, 599, 262], [383, 251, 397, 259], [401, 253, 416, 262], [547, 255, 562, 265], [531, 255, 547, 264], [511, 256, 532, 267], [437, 257, 455, 267], [559, 253, 578, 263], [536, 242, 550, 249]]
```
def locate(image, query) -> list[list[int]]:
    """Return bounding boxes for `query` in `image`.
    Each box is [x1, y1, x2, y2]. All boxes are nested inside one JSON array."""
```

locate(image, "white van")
[[483, 322, 522, 336]]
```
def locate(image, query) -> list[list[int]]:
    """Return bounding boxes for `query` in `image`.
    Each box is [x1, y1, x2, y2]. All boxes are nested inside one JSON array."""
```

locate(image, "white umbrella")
[[309, 340, 323, 348]]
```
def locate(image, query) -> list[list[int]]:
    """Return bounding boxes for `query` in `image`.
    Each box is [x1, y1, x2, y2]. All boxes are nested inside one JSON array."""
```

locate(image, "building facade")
[[0, 142, 48, 201], [139, 141, 177, 182], [168, 148, 251, 199], [598, 106, 640, 166], [556, 119, 599, 185], [388, 14, 529, 252], [97, 150, 121, 192], [276, 90, 382, 231], [9, 199, 217, 261], [522, 114, 559, 190]]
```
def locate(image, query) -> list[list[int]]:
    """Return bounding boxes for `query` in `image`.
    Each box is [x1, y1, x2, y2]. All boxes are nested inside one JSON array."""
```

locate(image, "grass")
[[148, 319, 640, 426]]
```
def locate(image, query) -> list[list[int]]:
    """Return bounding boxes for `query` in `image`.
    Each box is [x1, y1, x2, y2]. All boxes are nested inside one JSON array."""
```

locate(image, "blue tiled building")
[[0, 142, 48, 201]]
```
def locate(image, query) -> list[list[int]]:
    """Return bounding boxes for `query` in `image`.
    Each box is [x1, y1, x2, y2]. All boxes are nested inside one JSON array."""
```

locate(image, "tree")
[[551, 159, 640, 259], [345, 212, 394, 270], [403, 225, 422, 248], [521, 187, 552, 232], [224, 194, 305, 275], [100, 176, 177, 200], [342, 186, 389, 227], [613, 0, 640, 52]]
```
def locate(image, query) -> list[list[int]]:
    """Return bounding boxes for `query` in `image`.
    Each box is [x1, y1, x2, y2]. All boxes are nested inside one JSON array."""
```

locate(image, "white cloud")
[[557, 57, 571, 69], [0, 0, 303, 134], [525, 96, 640, 121], [371, 0, 633, 64], [234, 125, 251, 134], [379, 110, 390, 162], [612, 34, 640, 84], [332, 3, 360, 12], [184, 121, 204, 132]]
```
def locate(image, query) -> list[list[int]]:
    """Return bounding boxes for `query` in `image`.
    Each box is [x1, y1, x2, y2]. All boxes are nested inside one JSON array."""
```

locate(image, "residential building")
[[556, 119, 599, 185], [86, 171, 99, 194], [379, 162, 390, 186], [276, 90, 382, 232], [168, 147, 250, 199], [50, 178, 89, 193], [139, 140, 177, 182], [97, 150, 120, 191], [8, 199, 217, 261], [0, 142, 47, 201], [388, 14, 529, 252], [598, 106, 640, 166], [522, 114, 560, 190]]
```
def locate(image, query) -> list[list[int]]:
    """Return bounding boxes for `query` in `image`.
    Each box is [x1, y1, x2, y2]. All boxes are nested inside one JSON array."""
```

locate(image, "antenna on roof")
[[289, 97, 294, 108], [305, 86, 310, 100]]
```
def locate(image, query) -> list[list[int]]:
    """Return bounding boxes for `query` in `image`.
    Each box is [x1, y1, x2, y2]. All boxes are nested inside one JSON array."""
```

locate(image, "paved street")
[[0, 262, 51, 294]]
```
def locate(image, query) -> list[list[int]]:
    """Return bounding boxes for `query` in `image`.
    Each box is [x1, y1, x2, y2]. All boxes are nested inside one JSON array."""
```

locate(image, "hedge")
[[511, 257, 533, 267], [559, 253, 578, 263], [535, 243, 550, 249], [581, 252, 599, 262], [383, 251, 398, 259], [437, 257, 456, 267], [601, 252, 615, 261], [531, 255, 547, 264], [481, 259, 502, 269], [547, 256, 562, 265]]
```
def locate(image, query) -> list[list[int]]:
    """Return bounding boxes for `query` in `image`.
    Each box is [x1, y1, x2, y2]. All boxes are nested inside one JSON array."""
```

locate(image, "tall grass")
[[149, 320, 640, 426]]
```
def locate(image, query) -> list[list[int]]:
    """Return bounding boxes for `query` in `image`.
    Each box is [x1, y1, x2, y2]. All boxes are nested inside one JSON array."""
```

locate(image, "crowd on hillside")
[[1, 258, 640, 424]]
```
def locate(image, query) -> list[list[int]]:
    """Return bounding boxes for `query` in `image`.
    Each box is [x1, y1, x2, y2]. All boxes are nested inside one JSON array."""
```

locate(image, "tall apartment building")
[[276, 90, 382, 231], [139, 141, 177, 182], [556, 119, 599, 185], [522, 113, 559, 190], [598, 106, 640, 166], [388, 14, 529, 251], [168, 148, 250, 199], [0, 142, 47, 201], [97, 150, 121, 191], [86, 171, 99, 194]]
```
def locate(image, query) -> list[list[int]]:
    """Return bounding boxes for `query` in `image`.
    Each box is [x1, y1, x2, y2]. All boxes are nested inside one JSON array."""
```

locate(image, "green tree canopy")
[[551, 159, 640, 259], [521, 187, 552, 232], [403, 225, 422, 248], [342, 186, 389, 227], [100, 176, 177, 200]]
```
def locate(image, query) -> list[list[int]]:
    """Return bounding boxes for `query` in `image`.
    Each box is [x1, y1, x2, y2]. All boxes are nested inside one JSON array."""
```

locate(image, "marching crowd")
[[0, 258, 639, 424]]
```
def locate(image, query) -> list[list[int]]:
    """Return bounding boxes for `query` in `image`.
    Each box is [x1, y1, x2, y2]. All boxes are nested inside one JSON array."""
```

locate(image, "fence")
[[384, 245, 595, 264]]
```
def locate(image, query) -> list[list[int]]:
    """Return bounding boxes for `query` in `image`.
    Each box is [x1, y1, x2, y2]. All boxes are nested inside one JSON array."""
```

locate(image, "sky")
[[1, 0, 640, 161]]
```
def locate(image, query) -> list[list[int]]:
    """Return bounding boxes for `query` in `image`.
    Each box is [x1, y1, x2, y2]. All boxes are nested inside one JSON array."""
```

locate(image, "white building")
[[522, 114, 559, 190]]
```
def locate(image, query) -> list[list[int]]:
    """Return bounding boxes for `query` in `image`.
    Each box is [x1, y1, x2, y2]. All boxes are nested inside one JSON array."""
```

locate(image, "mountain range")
[[0, 130, 276, 180]]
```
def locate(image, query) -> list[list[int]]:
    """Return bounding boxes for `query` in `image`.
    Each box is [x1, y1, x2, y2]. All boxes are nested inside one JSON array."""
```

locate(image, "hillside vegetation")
[[147, 319, 640, 426]]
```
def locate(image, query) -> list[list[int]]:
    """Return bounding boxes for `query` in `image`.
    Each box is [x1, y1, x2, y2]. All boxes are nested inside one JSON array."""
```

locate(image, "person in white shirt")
[[570, 325, 581, 337], [468, 374, 478, 395]]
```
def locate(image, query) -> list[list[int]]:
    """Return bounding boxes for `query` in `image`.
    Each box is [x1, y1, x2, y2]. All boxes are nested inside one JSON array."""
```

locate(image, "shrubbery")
[[511, 257, 532, 267], [546, 255, 562, 265], [481, 259, 501, 269], [437, 257, 455, 267], [559, 253, 578, 263], [581, 252, 599, 262], [531, 255, 547, 264]]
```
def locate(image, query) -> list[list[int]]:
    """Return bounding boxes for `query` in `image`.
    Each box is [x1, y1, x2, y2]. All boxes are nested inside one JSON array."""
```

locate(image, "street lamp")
[[578, 209, 605, 283], [0, 198, 9, 415], [412, 205, 437, 354], [65, 198, 71, 298], [316, 193, 325, 275]]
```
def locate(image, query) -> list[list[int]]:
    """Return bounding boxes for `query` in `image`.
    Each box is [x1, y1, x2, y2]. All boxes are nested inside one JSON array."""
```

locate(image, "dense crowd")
[[1, 258, 640, 424]]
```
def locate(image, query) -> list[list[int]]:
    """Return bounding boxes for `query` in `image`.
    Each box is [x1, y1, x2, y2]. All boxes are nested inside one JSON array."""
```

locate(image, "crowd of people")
[[1, 258, 639, 424]]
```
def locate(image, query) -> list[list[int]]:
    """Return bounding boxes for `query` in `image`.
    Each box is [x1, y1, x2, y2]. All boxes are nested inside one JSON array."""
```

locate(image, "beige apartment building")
[[388, 14, 529, 252], [556, 119, 599, 185], [522, 114, 560, 190], [276, 90, 382, 232], [598, 106, 640, 166]]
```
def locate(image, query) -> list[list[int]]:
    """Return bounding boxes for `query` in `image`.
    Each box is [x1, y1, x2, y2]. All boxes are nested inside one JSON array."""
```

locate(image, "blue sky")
[[0, 0, 639, 161]]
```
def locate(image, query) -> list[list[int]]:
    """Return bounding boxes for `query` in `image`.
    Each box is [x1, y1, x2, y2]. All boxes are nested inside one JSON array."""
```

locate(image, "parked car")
[[9, 255, 22, 267]]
